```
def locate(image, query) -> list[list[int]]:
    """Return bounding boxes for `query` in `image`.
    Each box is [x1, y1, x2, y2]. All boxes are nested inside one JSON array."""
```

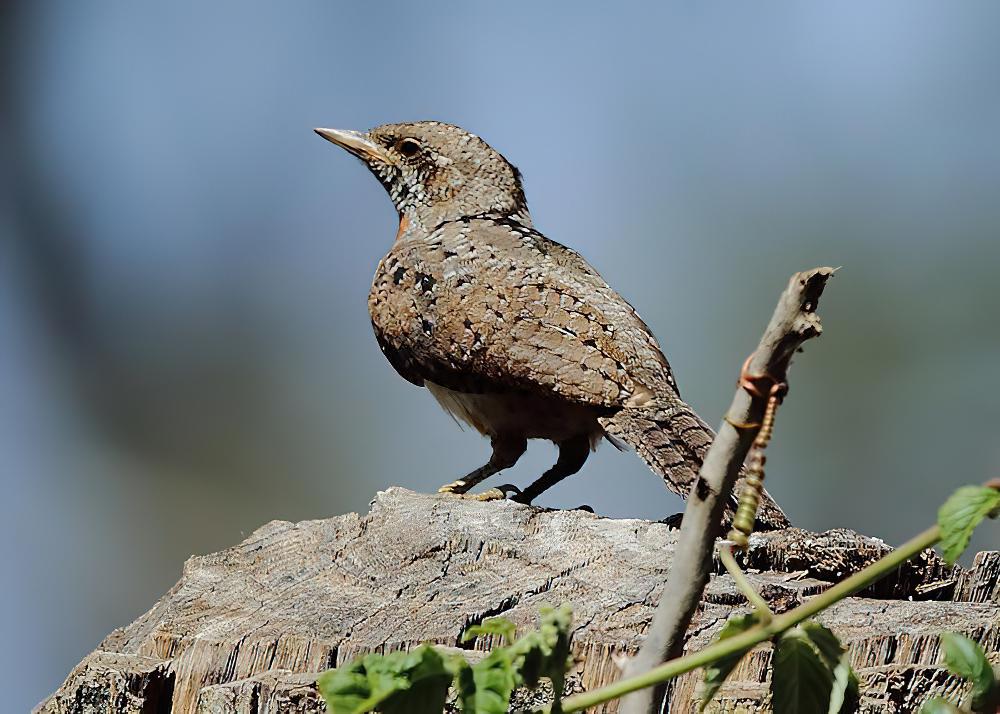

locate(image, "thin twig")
[[718, 544, 773, 620], [618, 267, 835, 713]]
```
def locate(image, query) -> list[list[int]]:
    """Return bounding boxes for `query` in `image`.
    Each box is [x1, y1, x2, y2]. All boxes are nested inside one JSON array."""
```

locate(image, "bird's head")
[[315, 121, 530, 232]]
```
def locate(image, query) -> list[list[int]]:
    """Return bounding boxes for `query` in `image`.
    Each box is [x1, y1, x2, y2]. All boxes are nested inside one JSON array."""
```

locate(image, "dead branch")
[[619, 267, 835, 713]]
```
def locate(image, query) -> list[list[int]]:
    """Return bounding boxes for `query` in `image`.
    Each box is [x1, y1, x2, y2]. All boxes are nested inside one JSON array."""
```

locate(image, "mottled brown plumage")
[[316, 121, 788, 527]]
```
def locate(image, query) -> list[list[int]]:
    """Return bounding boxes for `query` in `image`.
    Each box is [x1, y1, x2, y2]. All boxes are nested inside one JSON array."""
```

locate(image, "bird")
[[315, 121, 789, 529]]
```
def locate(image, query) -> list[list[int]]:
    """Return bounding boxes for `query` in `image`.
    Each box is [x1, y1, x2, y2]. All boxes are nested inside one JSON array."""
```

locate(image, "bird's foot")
[[661, 512, 684, 529], [437, 479, 473, 495], [437, 481, 522, 502], [467, 487, 510, 502], [479, 484, 523, 502]]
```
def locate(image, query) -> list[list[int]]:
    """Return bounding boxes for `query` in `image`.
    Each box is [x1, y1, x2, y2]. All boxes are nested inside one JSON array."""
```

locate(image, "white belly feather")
[[425, 381, 603, 448]]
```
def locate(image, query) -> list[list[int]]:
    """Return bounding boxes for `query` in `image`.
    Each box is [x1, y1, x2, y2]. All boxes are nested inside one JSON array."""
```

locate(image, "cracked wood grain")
[[37, 488, 997, 713]]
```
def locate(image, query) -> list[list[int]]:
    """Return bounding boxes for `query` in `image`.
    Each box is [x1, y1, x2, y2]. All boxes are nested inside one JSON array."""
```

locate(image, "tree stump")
[[37, 488, 999, 713]]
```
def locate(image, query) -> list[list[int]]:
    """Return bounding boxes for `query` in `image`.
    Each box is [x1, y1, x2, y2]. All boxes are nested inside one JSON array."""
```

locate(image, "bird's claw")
[[469, 487, 510, 502], [484, 483, 523, 501], [661, 512, 684, 529], [438, 482, 522, 502], [437, 479, 472, 495]]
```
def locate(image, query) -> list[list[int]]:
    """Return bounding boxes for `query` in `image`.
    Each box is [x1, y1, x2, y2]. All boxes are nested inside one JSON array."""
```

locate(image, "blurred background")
[[2, 2, 999, 709]]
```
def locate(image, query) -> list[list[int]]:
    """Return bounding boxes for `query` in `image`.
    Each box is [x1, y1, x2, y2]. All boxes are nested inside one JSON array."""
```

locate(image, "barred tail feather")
[[599, 401, 790, 530]]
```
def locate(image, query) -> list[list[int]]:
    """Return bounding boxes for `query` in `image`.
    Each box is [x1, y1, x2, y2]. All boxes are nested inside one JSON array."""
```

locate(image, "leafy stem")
[[718, 543, 774, 622], [548, 524, 942, 713]]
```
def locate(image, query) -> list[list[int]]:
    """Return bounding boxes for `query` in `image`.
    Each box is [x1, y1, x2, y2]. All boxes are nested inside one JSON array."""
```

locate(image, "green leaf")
[[456, 604, 574, 714], [796, 622, 859, 714], [318, 606, 572, 714], [317, 645, 452, 714], [509, 604, 573, 712], [462, 616, 517, 646], [937, 486, 1000, 566], [939, 631, 997, 710], [773, 627, 835, 714], [458, 648, 518, 714], [827, 651, 860, 714], [700, 613, 758, 711], [918, 697, 963, 714], [800, 622, 845, 669]]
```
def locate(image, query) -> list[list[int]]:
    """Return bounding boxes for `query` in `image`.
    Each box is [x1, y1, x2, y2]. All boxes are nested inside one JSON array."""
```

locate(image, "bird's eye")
[[395, 138, 421, 158]]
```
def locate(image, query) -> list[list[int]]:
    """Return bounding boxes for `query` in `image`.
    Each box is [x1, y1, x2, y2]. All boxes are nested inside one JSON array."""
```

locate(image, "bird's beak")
[[314, 128, 389, 163]]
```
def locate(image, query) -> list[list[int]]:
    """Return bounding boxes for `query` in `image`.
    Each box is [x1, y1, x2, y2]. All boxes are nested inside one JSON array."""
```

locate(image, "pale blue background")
[[2, 3, 998, 709]]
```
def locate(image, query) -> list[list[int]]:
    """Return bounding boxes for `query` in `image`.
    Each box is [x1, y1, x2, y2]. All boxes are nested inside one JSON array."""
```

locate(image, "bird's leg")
[[512, 433, 591, 504], [438, 435, 527, 496]]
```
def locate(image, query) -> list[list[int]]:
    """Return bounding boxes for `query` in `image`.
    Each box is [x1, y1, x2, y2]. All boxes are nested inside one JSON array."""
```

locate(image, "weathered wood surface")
[[38, 488, 999, 714]]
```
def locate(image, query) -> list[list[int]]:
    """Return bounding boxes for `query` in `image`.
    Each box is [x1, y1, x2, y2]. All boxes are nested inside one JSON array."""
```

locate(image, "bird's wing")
[[368, 218, 679, 408]]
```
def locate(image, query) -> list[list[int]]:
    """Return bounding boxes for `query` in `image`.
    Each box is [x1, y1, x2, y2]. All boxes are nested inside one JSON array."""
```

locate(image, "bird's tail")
[[598, 400, 790, 530]]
